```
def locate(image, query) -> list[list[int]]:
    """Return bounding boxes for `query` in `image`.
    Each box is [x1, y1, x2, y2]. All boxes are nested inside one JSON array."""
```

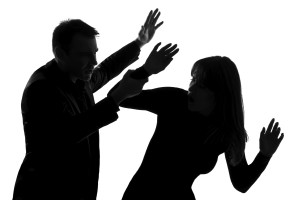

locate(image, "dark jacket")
[[13, 41, 141, 200]]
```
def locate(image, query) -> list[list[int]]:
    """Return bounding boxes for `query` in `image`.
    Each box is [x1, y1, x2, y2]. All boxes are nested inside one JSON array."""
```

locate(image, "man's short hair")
[[52, 19, 99, 54]]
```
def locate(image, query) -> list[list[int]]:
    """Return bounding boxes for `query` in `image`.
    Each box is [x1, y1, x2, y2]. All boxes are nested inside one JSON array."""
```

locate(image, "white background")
[[1, 0, 299, 199]]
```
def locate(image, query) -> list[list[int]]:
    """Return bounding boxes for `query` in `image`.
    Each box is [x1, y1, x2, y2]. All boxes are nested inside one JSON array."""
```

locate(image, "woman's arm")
[[107, 42, 180, 112], [225, 151, 271, 193], [119, 87, 186, 114], [225, 118, 284, 193]]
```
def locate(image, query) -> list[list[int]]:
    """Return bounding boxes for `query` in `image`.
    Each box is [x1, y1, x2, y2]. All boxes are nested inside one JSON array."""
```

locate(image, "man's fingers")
[[155, 21, 164, 30], [152, 11, 161, 25], [144, 10, 153, 27], [150, 9, 159, 24], [266, 118, 275, 134]]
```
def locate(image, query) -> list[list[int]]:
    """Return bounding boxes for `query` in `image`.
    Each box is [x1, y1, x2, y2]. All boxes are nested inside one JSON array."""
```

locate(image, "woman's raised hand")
[[259, 118, 284, 157], [143, 42, 179, 75]]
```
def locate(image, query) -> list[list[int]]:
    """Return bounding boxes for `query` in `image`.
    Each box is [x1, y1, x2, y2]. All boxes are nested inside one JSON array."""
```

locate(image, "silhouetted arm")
[[22, 80, 119, 150], [225, 151, 271, 193], [106, 41, 180, 108], [89, 41, 141, 93], [119, 86, 186, 114], [136, 8, 164, 48], [225, 118, 284, 193], [89, 8, 165, 93]]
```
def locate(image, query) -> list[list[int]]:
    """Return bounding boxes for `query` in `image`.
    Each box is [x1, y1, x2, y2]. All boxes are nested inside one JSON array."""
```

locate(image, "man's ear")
[[54, 46, 67, 63]]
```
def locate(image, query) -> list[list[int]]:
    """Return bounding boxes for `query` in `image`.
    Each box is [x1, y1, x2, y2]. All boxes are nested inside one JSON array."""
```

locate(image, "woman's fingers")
[[266, 118, 275, 134], [150, 43, 179, 60], [272, 122, 279, 133], [159, 43, 172, 52], [158, 44, 179, 57], [167, 48, 179, 58], [163, 44, 179, 58], [260, 127, 266, 138], [151, 42, 162, 52], [164, 44, 178, 54], [278, 133, 284, 142]]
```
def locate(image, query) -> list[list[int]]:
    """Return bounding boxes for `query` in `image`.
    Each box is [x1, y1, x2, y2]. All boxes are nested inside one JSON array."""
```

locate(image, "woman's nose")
[[189, 81, 196, 91]]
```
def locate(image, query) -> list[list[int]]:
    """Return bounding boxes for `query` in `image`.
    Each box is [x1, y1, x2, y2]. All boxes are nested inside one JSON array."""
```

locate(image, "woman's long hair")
[[191, 56, 248, 166]]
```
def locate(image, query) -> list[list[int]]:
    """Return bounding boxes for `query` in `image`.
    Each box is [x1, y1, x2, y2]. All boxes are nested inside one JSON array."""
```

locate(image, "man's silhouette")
[[12, 9, 163, 200]]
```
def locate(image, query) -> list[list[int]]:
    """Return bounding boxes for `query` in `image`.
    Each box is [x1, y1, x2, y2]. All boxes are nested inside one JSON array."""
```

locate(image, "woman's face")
[[188, 70, 216, 116]]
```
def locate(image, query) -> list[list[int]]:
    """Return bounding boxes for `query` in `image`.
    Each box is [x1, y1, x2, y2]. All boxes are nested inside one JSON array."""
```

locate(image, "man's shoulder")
[[25, 59, 56, 89]]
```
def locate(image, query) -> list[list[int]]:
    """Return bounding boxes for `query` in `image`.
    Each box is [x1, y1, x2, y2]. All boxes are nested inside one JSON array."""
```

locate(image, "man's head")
[[52, 19, 99, 82]]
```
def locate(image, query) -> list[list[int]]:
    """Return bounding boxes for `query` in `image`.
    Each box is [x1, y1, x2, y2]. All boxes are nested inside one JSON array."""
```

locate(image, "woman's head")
[[188, 56, 248, 166]]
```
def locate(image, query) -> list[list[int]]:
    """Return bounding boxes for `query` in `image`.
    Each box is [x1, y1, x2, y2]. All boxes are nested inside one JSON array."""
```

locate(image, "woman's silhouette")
[[111, 43, 284, 200]]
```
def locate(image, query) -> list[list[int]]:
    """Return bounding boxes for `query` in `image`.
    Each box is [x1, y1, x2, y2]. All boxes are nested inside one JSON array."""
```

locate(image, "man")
[[13, 9, 163, 200]]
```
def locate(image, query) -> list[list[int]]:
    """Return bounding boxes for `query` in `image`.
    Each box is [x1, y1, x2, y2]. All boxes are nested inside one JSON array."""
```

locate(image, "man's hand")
[[143, 42, 179, 75], [259, 118, 284, 157], [137, 8, 164, 46], [110, 70, 148, 104]]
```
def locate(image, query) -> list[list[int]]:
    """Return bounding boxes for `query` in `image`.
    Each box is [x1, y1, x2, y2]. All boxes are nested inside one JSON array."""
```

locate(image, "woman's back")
[[120, 87, 229, 199]]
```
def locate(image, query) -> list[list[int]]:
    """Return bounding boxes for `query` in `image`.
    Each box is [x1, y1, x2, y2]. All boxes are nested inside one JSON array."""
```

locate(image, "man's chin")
[[80, 74, 92, 81]]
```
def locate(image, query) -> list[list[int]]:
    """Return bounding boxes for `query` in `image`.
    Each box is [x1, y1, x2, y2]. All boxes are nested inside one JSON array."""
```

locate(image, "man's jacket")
[[12, 41, 141, 200]]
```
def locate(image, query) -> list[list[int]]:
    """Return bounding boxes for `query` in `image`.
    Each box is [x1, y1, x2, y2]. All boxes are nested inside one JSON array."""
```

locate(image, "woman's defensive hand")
[[143, 42, 179, 75], [259, 118, 284, 157]]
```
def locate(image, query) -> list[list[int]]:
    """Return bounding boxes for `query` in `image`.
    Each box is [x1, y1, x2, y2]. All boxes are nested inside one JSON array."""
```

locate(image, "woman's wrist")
[[259, 150, 273, 158], [142, 65, 153, 76], [109, 89, 125, 105], [131, 66, 152, 79]]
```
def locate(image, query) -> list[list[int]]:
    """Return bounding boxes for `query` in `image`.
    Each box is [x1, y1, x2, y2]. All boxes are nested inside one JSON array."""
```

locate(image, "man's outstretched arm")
[[90, 8, 164, 92]]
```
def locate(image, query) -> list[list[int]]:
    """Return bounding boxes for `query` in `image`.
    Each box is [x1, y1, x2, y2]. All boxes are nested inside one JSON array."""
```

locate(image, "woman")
[[110, 43, 284, 200]]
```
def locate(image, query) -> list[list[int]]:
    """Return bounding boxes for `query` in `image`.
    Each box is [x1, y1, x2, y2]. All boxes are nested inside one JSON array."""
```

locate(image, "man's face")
[[64, 34, 98, 82]]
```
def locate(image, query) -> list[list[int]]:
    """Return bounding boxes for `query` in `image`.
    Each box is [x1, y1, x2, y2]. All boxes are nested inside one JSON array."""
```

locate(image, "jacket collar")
[[45, 59, 86, 92]]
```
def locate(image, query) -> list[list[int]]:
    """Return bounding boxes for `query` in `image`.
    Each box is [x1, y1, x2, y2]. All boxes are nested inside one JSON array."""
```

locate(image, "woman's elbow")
[[234, 185, 249, 193]]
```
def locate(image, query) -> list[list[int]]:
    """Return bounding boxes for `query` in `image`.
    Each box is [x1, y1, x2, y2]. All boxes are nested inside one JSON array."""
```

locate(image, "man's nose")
[[91, 54, 97, 66]]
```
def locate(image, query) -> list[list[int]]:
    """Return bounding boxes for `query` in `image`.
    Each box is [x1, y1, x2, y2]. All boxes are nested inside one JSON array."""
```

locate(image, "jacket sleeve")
[[89, 41, 141, 93], [225, 151, 271, 193], [107, 66, 186, 114], [22, 80, 119, 150]]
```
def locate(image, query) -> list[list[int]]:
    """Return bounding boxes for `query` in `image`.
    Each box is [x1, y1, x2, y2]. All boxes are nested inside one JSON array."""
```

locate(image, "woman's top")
[[118, 86, 271, 199]]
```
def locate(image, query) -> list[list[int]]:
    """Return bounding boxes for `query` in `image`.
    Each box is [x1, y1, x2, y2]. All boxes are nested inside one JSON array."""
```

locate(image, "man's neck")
[[55, 59, 77, 83]]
